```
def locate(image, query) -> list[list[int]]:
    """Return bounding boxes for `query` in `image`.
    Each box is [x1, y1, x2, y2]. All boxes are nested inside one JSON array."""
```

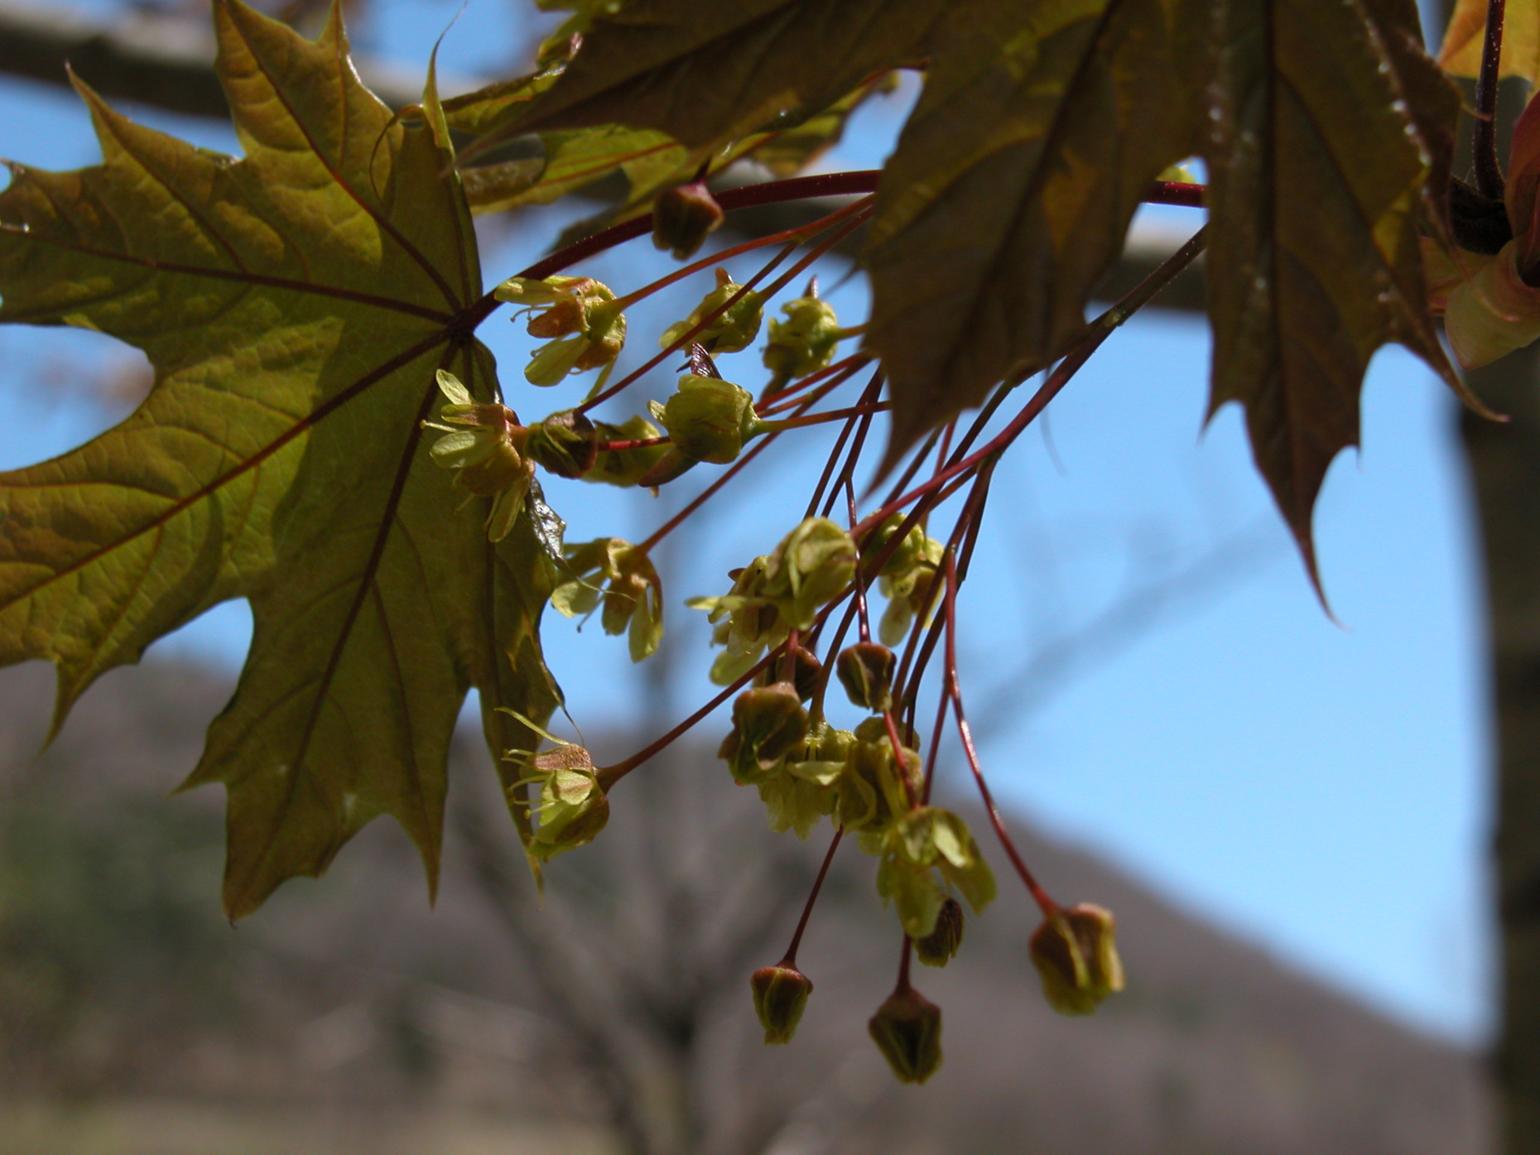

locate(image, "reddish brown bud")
[[750, 963, 813, 1044], [652, 180, 725, 260], [867, 986, 942, 1084], [836, 641, 895, 711], [914, 897, 965, 967], [1029, 902, 1125, 1016]]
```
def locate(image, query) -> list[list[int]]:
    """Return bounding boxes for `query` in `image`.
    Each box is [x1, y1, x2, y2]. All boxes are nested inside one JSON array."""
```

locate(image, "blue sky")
[[0, 1, 1493, 1043]]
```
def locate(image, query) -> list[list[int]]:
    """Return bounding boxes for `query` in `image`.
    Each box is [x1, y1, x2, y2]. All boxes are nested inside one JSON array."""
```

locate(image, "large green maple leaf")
[[499, 0, 1468, 587], [0, 0, 558, 918]]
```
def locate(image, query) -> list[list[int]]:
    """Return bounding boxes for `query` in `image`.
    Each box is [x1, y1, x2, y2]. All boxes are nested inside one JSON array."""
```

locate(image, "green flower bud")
[[661, 268, 764, 352], [915, 897, 965, 967], [837, 716, 921, 836], [1029, 903, 1126, 1016], [525, 409, 599, 478], [659, 374, 758, 464], [867, 986, 942, 1084], [764, 294, 840, 381], [652, 180, 725, 260], [750, 963, 813, 1045], [836, 642, 895, 712], [765, 517, 857, 629], [719, 682, 807, 783]]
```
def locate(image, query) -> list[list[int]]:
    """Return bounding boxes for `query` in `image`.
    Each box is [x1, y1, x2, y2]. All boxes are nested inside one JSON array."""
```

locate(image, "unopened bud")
[[750, 963, 813, 1045], [652, 180, 725, 260], [724, 682, 808, 775], [660, 375, 758, 464], [867, 986, 942, 1084], [764, 295, 840, 381], [915, 897, 965, 967], [661, 268, 765, 352], [758, 644, 822, 702], [526, 410, 599, 478], [836, 642, 895, 712], [1029, 903, 1125, 1016]]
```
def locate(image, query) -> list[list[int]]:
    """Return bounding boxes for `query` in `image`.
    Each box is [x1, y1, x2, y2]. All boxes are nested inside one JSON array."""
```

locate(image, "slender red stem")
[[781, 829, 843, 966]]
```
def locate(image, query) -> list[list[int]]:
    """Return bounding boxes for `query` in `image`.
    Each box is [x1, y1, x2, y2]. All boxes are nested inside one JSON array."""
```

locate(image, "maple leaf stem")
[[779, 828, 843, 967], [1146, 180, 1206, 208], [1476, 0, 1509, 200]]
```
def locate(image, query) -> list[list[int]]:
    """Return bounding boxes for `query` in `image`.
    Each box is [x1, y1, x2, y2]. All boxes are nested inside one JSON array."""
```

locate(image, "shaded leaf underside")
[[509, 0, 1462, 588], [1197, 0, 1460, 587], [0, 0, 557, 918]]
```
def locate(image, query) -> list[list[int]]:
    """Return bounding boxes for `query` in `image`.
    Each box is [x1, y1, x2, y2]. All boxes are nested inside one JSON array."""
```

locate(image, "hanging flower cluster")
[[421, 212, 1149, 1088]]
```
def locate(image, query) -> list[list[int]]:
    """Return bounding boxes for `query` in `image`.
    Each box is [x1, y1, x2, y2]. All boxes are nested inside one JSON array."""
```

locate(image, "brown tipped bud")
[[915, 897, 965, 968], [836, 641, 895, 711], [750, 963, 813, 1045], [526, 410, 599, 478], [1029, 903, 1125, 1016], [867, 986, 942, 1084], [732, 682, 808, 767], [757, 644, 822, 702], [653, 180, 725, 260]]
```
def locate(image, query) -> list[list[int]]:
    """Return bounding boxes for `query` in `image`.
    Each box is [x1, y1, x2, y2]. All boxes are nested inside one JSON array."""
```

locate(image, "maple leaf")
[[0, 0, 559, 918], [1194, 0, 1467, 590], [863, 0, 1194, 453], [488, 0, 1472, 592], [462, 0, 944, 157], [1440, 0, 1540, 86]]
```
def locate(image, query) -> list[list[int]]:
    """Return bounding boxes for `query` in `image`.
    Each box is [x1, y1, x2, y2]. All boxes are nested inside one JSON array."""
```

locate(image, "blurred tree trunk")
[[1447, 0, 1540, 1131], [1462, 342, 1540, 1155]]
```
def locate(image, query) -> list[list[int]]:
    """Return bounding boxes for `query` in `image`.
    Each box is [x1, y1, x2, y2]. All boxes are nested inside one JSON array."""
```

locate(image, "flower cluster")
[[763, 290, 841, 384], [421, 369, 534, 542], [551, 537, 665, 662], [496, 275, 627, 387], [868, 516, 947, 645], [689, 517, 857, 683], [502, 731, 610, 869], [660, 267, 764, 352]]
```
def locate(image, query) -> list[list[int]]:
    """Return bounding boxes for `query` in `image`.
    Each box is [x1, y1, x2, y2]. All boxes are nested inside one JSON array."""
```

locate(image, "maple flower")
[[872, 805, 996, 939], [495, 274, 627, 386], [660, 268, 765, 352], [868, 986, 942, 1084], [750, 963, 814, 1045], [550, 537, 666, 661], [689, 518, 857, 683], [763, 292, 841, 383], [505, 738, 611, 866], [653, 180, 725, 260], [421, 370, 534, 542], [1029, 902, 1126, 1016]]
